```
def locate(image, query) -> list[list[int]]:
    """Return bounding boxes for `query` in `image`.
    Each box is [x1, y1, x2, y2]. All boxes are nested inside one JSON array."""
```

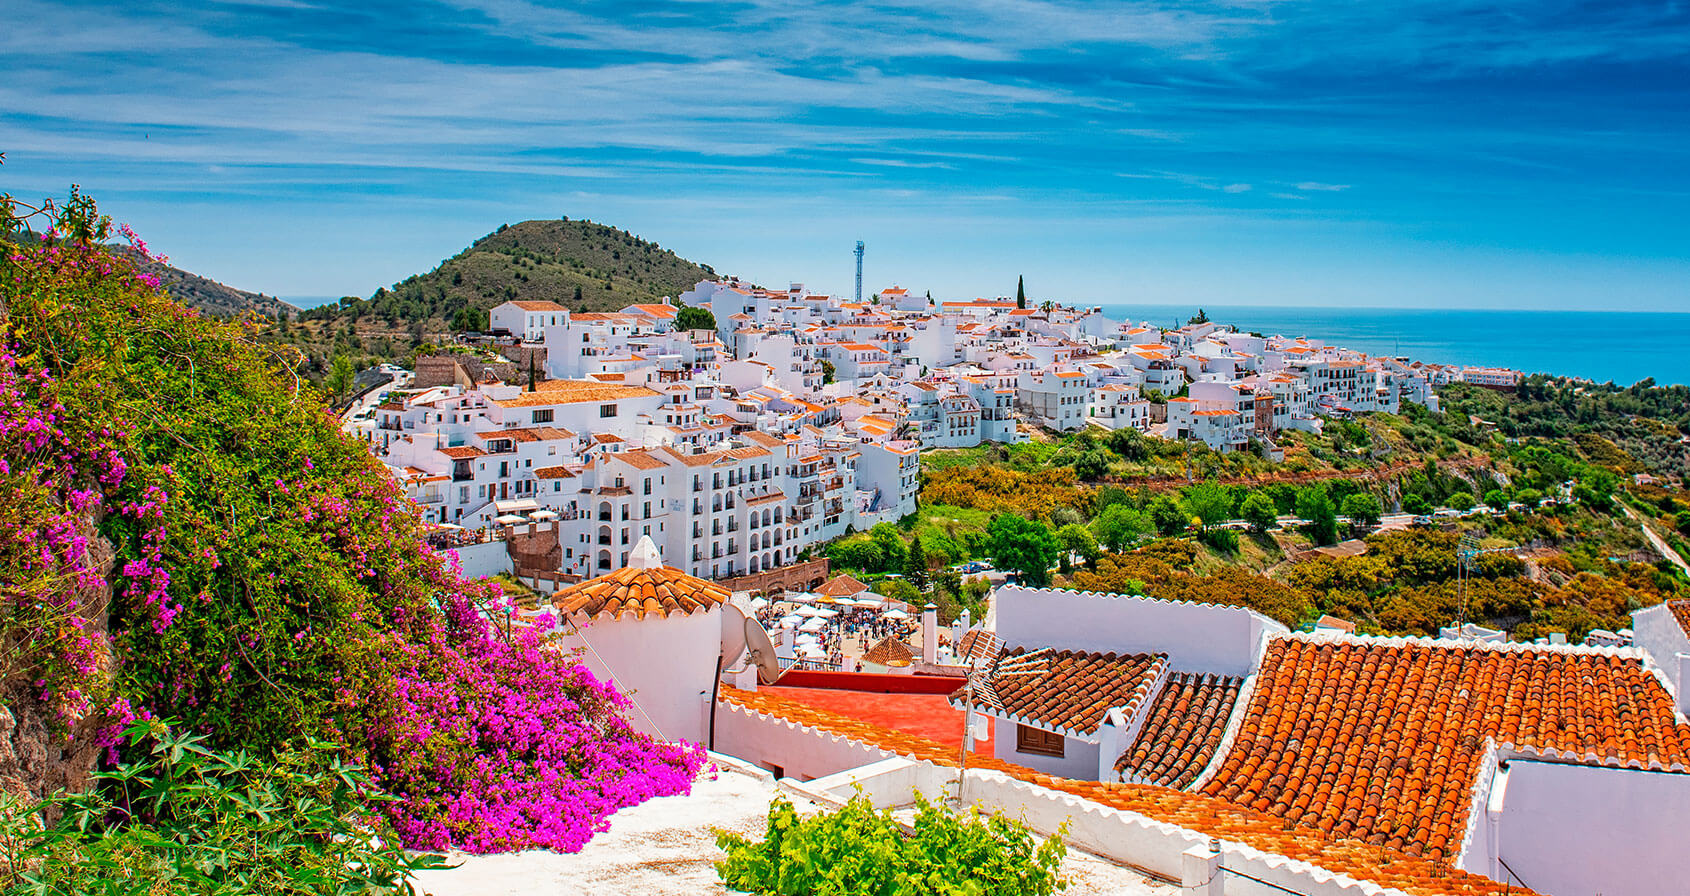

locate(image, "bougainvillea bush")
[[0, 192, 704, 862]]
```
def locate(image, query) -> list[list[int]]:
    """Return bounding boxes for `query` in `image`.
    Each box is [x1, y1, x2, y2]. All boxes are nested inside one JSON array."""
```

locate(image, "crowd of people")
[[750, 596, 921, 671]]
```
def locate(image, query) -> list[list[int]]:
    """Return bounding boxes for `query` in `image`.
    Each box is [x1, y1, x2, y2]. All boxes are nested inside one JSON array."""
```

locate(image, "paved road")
[[1624, 504, 1690, 576]]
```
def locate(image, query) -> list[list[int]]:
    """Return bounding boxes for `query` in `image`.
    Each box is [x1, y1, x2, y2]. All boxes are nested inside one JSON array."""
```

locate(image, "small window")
[[600, 404, 618, 418], [532, 409, 554, 423], [1016, 725, 1065, 758]]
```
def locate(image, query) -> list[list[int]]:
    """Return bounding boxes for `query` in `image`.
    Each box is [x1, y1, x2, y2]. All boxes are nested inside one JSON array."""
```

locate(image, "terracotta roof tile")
[[489, 380, 659, 408], [863, 637, 915, 666], [1203, 637, 1690, 861], [954, 648, 1164, 738], [553, 564, 728, 621], [1116, 672, 1242, 789], [1668, 600, 1690, 640], [718, 687, 1529, 896], [817, 574, 869, 597]]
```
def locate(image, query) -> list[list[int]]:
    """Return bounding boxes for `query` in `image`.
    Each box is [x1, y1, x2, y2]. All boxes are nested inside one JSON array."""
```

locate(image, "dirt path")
[[1623, 504, 1690, 576]]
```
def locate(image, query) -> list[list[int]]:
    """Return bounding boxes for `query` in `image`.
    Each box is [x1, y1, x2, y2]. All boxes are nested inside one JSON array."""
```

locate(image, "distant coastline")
[[283, 295, 342, 310], [1098, 303, 1688, 388]]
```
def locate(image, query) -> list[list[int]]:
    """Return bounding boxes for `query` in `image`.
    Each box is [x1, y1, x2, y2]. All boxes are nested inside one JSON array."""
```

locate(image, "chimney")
[[922, 603, 938, 665]]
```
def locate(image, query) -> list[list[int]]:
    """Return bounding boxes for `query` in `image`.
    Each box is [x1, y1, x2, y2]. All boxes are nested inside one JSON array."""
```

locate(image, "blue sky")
[[3, 0, 1688, 309]]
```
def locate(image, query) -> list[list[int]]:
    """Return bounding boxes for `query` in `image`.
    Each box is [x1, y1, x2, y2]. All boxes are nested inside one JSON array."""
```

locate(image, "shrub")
[[1, 720, 446, 894], [1201, 527, 1239, 554], [716, 793, 1067, 896], [0, 199, 705, 857], [1447, 491, 1475, 511]]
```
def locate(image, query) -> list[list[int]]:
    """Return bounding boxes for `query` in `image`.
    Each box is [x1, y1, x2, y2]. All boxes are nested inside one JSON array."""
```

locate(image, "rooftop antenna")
[[854, 241, 865, 304], [955, 631, 1048, 803]]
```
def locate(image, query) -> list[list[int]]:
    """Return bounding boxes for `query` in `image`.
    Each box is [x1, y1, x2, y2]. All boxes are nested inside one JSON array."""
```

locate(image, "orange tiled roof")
[[1203, 637, 1690, 860], [863, 636, 915, 666], [1668, 600, 1690, 640], [1116, 672, 1242, 789], [955, 648, 1164, 738], [608, 449, 667, 471], [489, 380, 659, 409], [553, 564, 728, 620], [718, 686, 1529, 896], [438, 446, 485, 459], [818, 574, 869, 597], [508, 300, 566, 311]]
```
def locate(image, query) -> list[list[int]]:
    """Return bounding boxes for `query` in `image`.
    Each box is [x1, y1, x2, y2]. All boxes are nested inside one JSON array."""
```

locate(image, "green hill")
[[302, 218, 718, 330], [116, 245, 298, 319], [271, 217, 722, 379]]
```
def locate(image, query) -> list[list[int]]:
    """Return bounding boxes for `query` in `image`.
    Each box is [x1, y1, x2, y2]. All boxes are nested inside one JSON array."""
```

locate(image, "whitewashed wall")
[[993, 586, 1284, 676], [1630, 602, 1690, 710], [1461, 754, 1690, 896], [557, 608, 720, 746], [712, 701, 895, 782], [964, 770, 1400, 896], [448, 540, 512, 579]]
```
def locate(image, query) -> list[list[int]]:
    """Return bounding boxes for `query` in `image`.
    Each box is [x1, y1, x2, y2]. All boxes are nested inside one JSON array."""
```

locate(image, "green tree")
[[1056, 523, 1101, 573], [1447, 491, 1475, 511], [1341, 493, 1383, 527], [820, 358, 835, 384], [1016, 274, 1026, 310], [1240, 491, 1278, 533], [1297, 485, 1339, 545], [905, 534, 930, 590], [1483, 488, 1509, 510], [1073, 449, 1110, 481], [325, 353, 354, 401], [1093, 504, 1148, 552], [1402, 493, 1431, 515], [1181, 481, 1235, 527], [869, 523, 907, 573], [987, 515, 1060, 586], [675, 305, 716, 331], [1149, 495, 1188, 536], [526, 353, 538, 392]]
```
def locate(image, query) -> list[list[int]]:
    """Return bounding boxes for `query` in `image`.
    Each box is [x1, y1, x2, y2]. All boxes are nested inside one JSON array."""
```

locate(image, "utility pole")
[[854, 241, 865, 304]]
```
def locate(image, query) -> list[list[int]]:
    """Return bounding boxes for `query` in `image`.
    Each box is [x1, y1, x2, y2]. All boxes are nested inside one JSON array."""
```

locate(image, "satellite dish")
[[743, 616, 786, 685], [720, 599, 751, 669]]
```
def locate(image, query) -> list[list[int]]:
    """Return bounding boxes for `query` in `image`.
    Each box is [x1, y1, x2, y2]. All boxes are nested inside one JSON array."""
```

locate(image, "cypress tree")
[[905, 534, 929, 590], [1016, 275, 1026, 310], [527, 354, 537, 391]]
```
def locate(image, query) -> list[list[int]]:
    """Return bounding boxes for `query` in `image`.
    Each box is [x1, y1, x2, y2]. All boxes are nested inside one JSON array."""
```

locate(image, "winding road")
[[1624, 504, 1690, 576]]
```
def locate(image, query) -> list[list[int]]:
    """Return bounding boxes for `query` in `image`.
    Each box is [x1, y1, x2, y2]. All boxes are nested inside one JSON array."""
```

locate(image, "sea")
[[285, 292, 1688, 387], [1098, 304, 1689, 388]]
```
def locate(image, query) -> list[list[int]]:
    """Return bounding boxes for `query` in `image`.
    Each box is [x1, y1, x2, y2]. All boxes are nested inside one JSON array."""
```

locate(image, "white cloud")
[[1296, 182, 1350, 192]]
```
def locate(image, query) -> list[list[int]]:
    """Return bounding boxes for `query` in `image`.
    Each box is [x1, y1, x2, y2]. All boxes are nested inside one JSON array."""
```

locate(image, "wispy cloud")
[[1, 0, 1686, 308]]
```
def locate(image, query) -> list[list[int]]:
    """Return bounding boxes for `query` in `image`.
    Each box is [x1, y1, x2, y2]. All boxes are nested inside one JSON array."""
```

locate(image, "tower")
[[854, 240, 865, 304]]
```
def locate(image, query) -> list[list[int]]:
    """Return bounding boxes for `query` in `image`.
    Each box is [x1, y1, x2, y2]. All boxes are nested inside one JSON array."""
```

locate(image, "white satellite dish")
[[720, 599, 752, 669], [743, 616, 786, 685]]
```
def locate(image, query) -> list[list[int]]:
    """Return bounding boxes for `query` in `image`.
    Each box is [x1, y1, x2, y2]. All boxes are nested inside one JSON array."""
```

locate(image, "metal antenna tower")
[[955, 631, 1048, 803], [854, 241, 865, 304]]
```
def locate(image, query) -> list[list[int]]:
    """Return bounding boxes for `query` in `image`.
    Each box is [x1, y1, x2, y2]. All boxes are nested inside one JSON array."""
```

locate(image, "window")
[[1016, 725, 1065, 758], [600, 404, 618, 418], [532, 409, 554, 424]]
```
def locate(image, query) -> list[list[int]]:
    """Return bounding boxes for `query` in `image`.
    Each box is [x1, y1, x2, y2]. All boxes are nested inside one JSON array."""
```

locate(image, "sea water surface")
[[1099, 304, 1689, 387]]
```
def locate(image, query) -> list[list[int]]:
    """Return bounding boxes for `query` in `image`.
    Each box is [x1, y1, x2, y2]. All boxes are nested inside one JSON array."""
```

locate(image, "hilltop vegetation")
[[12, 230, 295, 320], [271, 218, 719, 377]]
